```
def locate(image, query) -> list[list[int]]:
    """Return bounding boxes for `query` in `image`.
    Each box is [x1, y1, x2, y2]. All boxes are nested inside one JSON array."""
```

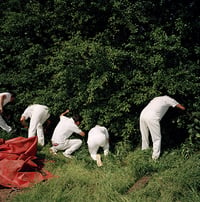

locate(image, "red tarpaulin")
[[0, 136, 54, 188]]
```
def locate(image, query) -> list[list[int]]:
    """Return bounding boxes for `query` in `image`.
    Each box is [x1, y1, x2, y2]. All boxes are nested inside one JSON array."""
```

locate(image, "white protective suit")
[[140, 95, 179, 159], [51, 116, 83, 156], [21, 104, 50, 146], [87, 125, 109, 161]]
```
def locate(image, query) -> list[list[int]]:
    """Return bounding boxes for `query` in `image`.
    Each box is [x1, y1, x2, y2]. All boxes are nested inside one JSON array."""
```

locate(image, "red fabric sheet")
[[0, 136, 54, 188]]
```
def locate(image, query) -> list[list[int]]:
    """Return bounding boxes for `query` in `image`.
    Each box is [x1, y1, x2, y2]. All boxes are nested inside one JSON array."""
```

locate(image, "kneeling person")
[[87, 125, 109, 167], [50, 109, 85, 158]]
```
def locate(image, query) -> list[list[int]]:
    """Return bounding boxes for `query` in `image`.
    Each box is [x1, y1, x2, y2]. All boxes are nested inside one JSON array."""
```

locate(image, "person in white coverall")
[[0, 92, 16, 133], [140, 95, 185, 160], [20, 104, 50, 146], [50, 109, 85, 159], [87, 125, 109, 167]]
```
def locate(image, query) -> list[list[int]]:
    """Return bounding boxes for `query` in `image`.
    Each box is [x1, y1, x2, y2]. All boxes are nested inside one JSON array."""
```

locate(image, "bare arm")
[[60, 109, 70, 116], [176, 104, 186, 111], [0, 94, 6, 114]]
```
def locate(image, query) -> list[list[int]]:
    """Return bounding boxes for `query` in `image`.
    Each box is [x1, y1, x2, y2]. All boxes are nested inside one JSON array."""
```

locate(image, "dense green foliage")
[[0, 0, 199, 153]]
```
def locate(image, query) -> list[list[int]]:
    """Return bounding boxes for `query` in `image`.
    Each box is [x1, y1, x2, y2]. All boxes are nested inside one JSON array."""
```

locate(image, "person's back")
[[87, 125, 109, 166], [142, 95, 179, 120], [51, 116, 76, 143], [88, 125, 109, 145]]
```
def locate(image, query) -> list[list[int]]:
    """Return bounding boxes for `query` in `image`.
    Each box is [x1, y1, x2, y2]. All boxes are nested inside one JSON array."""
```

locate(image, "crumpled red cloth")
[[0, 136, 54, 188]]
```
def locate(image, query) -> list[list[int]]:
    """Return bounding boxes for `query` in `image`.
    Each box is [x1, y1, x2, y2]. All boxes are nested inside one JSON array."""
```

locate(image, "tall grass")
[[11, 143, 200, 202]]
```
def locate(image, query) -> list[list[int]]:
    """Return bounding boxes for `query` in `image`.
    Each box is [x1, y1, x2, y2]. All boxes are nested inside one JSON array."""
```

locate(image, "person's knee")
[[77, 139, 82, 147], [37, 123, 43, 130]]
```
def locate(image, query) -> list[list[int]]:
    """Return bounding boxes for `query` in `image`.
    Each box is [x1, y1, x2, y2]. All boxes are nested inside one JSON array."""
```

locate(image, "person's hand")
[[80, 131, 85, 137], [20, 116, 25, 122], [60, 109, 70, 116], [0, 107, 3, 114], [65, 109, 70, 113], [176, 104, 186, 111]]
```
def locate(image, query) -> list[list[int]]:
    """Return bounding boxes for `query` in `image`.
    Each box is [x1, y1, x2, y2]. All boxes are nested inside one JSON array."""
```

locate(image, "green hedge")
[[0, 0, 199, 152]]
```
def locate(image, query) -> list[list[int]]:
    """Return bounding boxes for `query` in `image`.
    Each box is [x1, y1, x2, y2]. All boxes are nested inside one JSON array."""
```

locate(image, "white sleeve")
[[72, 125, 82, 134], [21, 107, 31, 119], [166, 96, 179, 107]]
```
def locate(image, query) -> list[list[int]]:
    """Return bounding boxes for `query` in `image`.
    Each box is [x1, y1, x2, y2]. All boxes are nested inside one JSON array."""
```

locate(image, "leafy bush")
[[0, 0, 199, 152]]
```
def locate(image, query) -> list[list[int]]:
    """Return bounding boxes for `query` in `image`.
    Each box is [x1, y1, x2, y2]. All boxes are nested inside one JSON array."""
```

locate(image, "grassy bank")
[[11, 142, 199, 202]]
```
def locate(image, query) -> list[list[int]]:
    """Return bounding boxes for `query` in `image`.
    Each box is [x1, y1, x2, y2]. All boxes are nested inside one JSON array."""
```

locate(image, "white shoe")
[[63, 152, 73, 159], [49, 147, 57, 155], [96, 154, 103, 167], [104, 150, 109, 156]]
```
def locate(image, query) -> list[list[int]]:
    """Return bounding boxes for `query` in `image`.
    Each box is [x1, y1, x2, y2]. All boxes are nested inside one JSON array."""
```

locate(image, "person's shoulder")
[[0, 92, 9, 96], [163, 95, 176, 100], [28, 104, 35, 108], [157, 95, 172, 101], [163, 95, 171, 98], [99, 125, 107, 130], [60, 115, 70, 121]]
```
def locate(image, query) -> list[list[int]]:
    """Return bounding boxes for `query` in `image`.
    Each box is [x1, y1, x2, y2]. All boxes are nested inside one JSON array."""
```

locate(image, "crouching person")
[[50, 109, 85, 159], [87, 125, 109, 167]]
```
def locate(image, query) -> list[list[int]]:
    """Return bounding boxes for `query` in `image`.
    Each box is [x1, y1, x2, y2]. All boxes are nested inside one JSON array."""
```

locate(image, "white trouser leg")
[[58, 139, 82, 155], [28, 106, 49, 146], [103, 141, 109, 156], [36, 123, 45, 146], [148, 119, 161, 159], [0, 115, 12, 132], [140, 115, 150, 150], [88, 133, 108, 160], [88, 143, 99, 161], [36, 110, 49, 146]]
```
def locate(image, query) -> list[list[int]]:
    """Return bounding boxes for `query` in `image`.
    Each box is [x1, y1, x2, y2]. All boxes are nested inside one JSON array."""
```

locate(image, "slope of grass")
[[11, 143, 200, 202]]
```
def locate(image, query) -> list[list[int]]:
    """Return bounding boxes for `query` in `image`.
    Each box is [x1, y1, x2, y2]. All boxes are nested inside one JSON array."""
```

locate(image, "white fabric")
[[0, 92, 12, 132], [140, 95, 179, 159], [141, 95, 179, 120], [0, 115, 12, 132], [52, 139, 82, 155], [51, 116, 82, 143], [21, 104, 50, 146], [51, 115, 83, 155], [87, 125, 109, 161], [0, 92, 12, 106]]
